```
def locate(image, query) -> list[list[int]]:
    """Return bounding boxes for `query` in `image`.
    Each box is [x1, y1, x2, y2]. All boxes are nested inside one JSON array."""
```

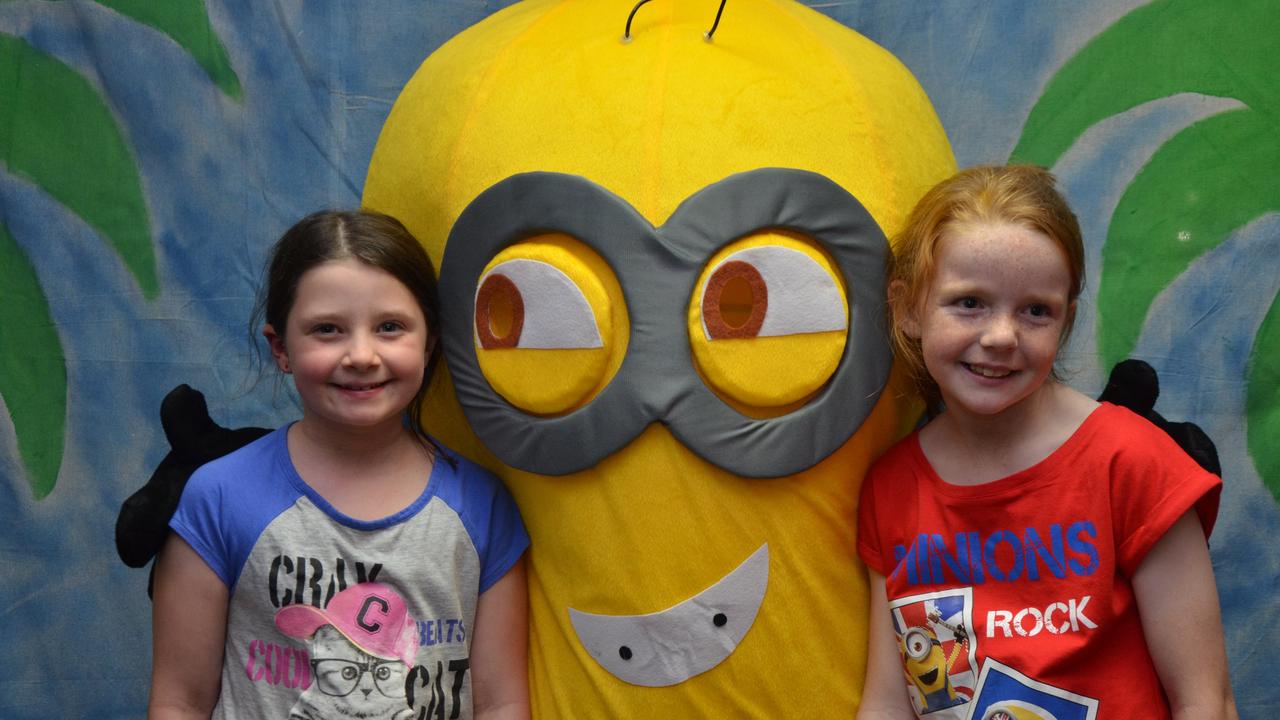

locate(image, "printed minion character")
[[902, 625, 966, 712], [364, 0, 955, 715]]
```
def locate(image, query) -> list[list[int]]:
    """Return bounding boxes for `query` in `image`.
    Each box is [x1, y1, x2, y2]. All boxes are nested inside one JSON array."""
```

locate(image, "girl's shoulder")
[[425, 442, 520, 514], [425, 442, 530, 592], [1087, 402, 1217, 478], [1087, 402, 1186, 453], [187, 424, 290, 490], [864, 430, 929, 494], [869, 430, 924, 472]]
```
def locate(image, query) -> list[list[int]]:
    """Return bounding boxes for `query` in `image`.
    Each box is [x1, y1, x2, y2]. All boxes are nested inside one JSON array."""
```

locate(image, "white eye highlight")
[[700, 246, 846, 340], [903, 628, 932, 660], [475, 259, 602, 349], [568, 544, 768, 687]]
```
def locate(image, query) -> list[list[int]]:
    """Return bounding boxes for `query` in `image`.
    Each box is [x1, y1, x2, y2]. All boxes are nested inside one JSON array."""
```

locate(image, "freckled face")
[[905, 222, 1072, 422], [267, 258, 429, 436]]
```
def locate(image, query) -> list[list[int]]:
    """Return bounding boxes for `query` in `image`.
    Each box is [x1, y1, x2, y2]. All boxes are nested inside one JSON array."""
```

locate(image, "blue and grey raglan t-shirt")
[[169, 425, 528, 719]]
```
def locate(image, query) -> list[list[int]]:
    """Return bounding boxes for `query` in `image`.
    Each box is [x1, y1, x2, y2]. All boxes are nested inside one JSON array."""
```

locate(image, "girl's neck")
[[291, 414, 412, 464], [286, 416, 434, 521], [920, 381, 1098, 486]]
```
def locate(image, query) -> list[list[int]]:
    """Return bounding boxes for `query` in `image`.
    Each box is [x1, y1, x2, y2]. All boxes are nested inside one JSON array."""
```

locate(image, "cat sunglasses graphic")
[[310, 656, 408, 698]]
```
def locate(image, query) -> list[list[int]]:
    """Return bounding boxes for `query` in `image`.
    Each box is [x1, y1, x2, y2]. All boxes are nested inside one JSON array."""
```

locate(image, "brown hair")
[[888, 165, 1085, 407], [254, 209, 444, 454]]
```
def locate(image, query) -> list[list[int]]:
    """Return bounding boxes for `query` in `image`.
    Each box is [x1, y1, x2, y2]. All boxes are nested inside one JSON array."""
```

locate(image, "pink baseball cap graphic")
[[275, 582, 420, 666]]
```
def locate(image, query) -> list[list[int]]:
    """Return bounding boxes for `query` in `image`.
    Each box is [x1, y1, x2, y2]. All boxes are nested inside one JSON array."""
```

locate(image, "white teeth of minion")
[[965, 363, 1012, 379]]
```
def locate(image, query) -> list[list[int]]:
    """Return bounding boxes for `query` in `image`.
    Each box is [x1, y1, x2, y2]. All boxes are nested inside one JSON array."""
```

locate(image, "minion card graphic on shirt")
[[890, 588, 977, 718], [967, 659, 1099, 720]]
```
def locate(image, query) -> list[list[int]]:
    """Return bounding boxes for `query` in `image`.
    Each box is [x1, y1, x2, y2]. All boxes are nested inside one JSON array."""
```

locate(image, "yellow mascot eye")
[[475, 260, 602, 350], [474, 233, 628, 416], [689, 230, 848, 413]]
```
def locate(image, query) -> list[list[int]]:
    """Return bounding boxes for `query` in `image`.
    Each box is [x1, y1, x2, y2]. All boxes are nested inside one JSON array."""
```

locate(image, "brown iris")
[[475, 273, 525, 349], [701, 261, 767, 339]]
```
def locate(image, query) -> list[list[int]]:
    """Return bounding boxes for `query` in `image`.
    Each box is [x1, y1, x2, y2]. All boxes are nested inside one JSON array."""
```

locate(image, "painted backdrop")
[[1, 1, 1276, 717]]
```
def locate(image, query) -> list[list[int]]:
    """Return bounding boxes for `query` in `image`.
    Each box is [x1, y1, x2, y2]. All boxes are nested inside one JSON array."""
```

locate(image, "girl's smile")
[[905, 221, 1073, 425], [962, 363, 1014, 379]]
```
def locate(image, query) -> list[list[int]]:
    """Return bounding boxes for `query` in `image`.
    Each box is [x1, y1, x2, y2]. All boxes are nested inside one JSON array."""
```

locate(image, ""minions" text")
[[891, 520, 1099, 587]]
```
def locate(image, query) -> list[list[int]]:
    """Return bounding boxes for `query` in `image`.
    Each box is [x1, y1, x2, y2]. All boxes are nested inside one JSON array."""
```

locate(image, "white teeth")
[[966, 364, 1011, 379]]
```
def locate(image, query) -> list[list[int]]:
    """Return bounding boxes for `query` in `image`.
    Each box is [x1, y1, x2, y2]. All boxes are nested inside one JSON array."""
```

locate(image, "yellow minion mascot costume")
[[364, 0, 955, 714]]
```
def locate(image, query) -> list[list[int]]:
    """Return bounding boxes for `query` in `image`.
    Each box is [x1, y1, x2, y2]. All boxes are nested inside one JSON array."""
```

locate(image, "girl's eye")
[[378, 321, 404, 333], [958, 297, 980, 309], [312, 323, 339, 335], [1027, 304, 1050, 318]]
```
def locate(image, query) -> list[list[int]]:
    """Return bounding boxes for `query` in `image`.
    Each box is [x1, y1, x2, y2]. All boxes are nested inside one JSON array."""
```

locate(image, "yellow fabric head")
[[365, 0, 954, 714]]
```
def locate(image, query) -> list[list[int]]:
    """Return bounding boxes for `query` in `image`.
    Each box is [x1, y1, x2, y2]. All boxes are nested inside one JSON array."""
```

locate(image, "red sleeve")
[[1108, 406, 1222, 576], [857, 468, 887, 575], [858, 442, 914, 577]]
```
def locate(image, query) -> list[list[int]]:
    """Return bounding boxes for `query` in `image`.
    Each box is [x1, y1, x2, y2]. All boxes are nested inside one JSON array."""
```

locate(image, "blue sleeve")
[[169, 427, 300, 591], [441, 451, 530, 594], [170, 463, 237, 588]]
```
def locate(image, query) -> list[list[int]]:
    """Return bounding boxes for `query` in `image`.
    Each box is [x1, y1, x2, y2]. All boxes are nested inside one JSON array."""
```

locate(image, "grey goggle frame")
[[438, 168, 892, 478]]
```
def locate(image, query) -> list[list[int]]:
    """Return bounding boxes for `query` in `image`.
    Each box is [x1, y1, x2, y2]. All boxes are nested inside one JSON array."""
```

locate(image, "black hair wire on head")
[[623, 0, 654, 42], [704, 0, 729, 41], [624, 0, 729, 42]]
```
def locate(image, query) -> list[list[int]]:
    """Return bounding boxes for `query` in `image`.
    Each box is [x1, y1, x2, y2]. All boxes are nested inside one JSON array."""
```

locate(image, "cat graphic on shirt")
[[289, 625, 414, 720]]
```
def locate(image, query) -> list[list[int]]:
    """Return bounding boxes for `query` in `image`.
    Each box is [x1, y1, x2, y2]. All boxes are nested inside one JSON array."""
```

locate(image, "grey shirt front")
[[171, 426, 528, 719]]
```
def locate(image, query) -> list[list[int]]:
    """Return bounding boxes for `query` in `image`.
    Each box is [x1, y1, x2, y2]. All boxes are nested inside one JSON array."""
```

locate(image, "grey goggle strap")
[[439, 168, 892, 478]]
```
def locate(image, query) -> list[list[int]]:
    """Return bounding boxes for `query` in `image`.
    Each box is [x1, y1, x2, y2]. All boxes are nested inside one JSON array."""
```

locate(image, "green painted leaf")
[[91, 0, 242, 98], [1098, 109, 1280, 367], [1011, 0, 1280, 168], [1247, 294, 1280, 503], [0, 33, 157, 297], [0, 224, 66, 499], [1010, 0, 1280, 365]]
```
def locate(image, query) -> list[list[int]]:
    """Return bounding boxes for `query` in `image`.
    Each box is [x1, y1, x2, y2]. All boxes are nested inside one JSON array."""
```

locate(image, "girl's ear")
[[899, 313, 922, 341], [888, 280, 922, 340], [263, 325, 291, 373]]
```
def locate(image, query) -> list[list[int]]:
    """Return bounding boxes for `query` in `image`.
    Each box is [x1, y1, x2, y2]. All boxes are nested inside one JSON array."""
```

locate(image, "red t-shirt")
[[857, 403, 1220, 720]]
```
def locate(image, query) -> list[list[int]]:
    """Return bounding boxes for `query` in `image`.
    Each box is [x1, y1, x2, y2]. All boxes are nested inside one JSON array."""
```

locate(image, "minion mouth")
[[568, 544, 769, 687], [963, 363, 1013, 379], [918, 667, 939, 685]]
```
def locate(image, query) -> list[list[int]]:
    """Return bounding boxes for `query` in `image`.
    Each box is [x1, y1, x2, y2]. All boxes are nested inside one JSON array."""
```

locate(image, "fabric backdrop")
[[1, 1, 1276, 716]]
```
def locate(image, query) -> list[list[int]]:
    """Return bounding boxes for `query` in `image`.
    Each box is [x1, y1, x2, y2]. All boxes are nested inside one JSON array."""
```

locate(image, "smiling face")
[[905, 221, 1072, 423], [266, 258, 430, 438]]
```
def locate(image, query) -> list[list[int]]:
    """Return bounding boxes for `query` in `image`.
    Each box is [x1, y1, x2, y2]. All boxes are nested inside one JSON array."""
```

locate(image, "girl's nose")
[[343, 333, 380, 369], [980, 314, 1018, 349]]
